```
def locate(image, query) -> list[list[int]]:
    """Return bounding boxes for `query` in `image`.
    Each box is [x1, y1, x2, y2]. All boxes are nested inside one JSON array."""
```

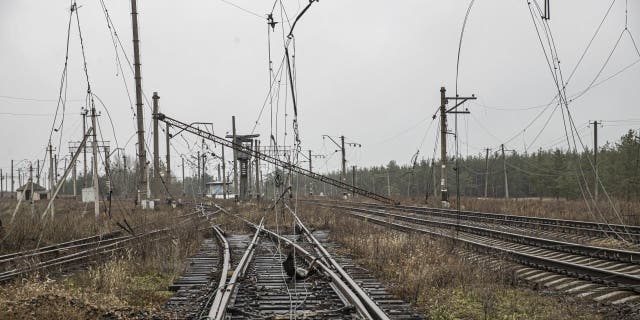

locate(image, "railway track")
[[307, 199, 640, 244], [0, 212, 205, 283], [310, 201, 640, 295], [200, 209, 420, 319]]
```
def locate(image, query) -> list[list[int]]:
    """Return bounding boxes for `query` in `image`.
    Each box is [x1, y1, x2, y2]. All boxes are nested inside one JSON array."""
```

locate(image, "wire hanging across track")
[[155, 113, 399, 205]]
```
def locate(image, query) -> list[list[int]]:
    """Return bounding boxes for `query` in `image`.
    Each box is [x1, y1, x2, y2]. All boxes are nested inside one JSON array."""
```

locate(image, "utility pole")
[[501, 144, 509, 199], [341, 136, 346, 182], [28, 164, 33, 201], [82, 109, 88, 185], [352, 165, 357, 196], [91, 106, 100, 217], [130, 0, 147, 204], [221, 146, 227, 199], [0, 169, 3, 198], [166, 122, 171, 185], [322, 134, 360, 193], [438, 86, 475, 208], [197, 151, 201, 196], [439, 87, 449, 207], [152, 92, 160, 197], [255, 140, 260, 199], [202, 152, 207, 197], [308, 149, 313, 196], [232, 116, 238, 196], [36, 160, 40, 185], [104, 147, 111, 199], [591, 120, 600, 201], [72, 151, 77, 197], [484, 148, 490, 198], [48, 144, 55, 217], [11, 160, 14, 193]]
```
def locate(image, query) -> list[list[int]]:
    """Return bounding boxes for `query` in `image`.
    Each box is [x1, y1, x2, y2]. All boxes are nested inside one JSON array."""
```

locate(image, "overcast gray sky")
[[1, 0, 639, 180]]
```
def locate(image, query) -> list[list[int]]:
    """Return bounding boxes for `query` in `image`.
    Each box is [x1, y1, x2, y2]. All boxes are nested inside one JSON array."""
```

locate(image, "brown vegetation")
[[232, 202, 628, 319], [0, 199, 204, 319]]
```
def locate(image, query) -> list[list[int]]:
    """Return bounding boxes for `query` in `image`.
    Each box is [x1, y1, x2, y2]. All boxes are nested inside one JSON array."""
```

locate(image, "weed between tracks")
[[227, 202, 621, 319], [0, 200, 204, 319]]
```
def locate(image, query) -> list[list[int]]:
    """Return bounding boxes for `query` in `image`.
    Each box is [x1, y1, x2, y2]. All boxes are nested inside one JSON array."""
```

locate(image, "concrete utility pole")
[[221, 146, 227, 199], [90, 106, 100, 217], [197, 151, 201, 196], [438, 86, 475, 208], [439, 87, 449, 207], [591, 120, 600, 201], [232, 116, 238, 196], [152, 92, 160, 181], [104, 147, 111, 198], [308, 149, 313, 195], [255, 140, 260, 199], [11, 160, 14, 193], [0, 169, 3, 198], [28, 164, 33, 200], [130, 0, 146, 204], [69, 151, 78, 198], [501, 144, 509, 199], [48, 144, 55, 217], [36, 160, 40, 185], [202, 152, 207, 197], [484, 148, 490, 198], [82, 109, 88, 184], [166, 122, 171, 185], [352, 165, 357, 195], [341, 136, 346, 182], [152, 92, 160, 198], [72, 151, 77, 197]]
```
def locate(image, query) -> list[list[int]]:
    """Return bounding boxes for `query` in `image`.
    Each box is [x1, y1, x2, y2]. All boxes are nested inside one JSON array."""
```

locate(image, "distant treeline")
[[58, 130, 639, 202], [309, 130, 640, 201]]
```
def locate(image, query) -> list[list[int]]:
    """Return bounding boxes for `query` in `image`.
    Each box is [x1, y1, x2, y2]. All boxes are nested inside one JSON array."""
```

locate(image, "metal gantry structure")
[[156, 113, 398, 205]]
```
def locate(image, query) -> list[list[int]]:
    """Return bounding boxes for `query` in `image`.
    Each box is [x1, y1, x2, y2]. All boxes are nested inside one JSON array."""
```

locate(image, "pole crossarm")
[[445, 96, 476, 114], [157, 113, 398, 205]]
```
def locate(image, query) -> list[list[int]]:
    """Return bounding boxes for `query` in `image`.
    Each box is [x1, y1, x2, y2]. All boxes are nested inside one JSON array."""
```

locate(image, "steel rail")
[[312, 199, 640, 242], [0, 232, 127, 263], [0, 229, 168, 282], [156, 113, 398, 205], [221, 211, 375, 319], [0, 214, 206, 283], [291, 211, 391, 320], [207, 225, 231, 319], [208, 220, 261, 320], [319, 203, 640, 264], [1, 210, 203, 264], [333, 207, 640, 292]]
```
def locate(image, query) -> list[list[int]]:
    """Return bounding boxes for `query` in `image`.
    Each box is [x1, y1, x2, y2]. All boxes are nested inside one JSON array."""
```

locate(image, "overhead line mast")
[[130, 0, 146, 204], [157, 113, 397, 205]]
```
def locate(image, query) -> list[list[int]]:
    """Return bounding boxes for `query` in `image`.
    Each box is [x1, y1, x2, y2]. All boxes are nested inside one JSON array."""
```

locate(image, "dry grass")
[[229, 202, 623, 320], [367, 195, 640, 226], [0, 199, 205, 319]]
